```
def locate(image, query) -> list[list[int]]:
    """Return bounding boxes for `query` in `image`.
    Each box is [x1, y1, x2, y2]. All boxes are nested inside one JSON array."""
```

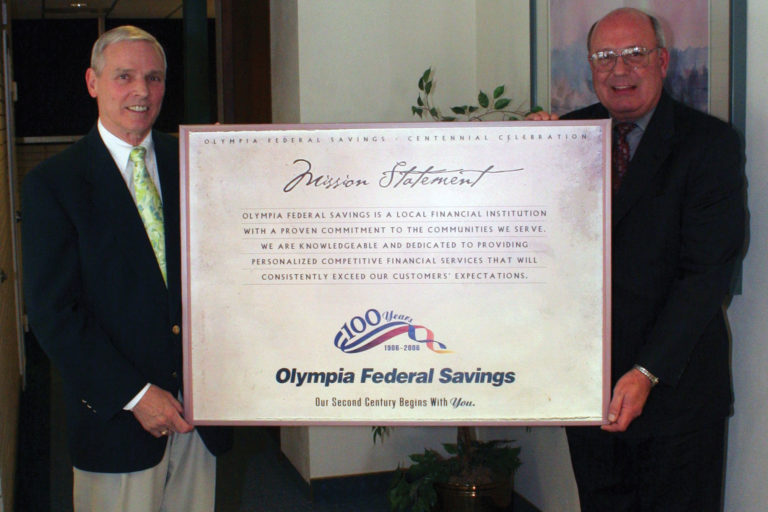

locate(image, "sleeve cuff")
[[123, 383, 151, 410]]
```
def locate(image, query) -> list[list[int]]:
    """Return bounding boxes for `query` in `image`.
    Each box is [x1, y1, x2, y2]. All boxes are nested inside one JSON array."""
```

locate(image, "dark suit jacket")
[[563, 91, 745, 437], [22, 126, 231, 472]]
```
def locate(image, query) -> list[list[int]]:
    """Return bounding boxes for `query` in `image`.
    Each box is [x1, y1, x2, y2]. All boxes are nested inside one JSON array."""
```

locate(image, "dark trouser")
[[566, 421, 726, 512]]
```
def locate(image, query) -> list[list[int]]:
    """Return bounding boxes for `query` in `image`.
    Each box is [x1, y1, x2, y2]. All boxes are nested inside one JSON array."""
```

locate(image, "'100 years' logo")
[[334, 308, 450, 354]]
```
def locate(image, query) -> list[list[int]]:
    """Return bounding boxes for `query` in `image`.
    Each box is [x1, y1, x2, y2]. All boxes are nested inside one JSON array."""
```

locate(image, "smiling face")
[[589, 9, 669, 122], [86, 40, 165, 146]]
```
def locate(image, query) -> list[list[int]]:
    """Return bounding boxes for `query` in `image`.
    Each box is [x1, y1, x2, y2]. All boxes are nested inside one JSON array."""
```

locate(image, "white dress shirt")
[[98, 119, 163, 202]]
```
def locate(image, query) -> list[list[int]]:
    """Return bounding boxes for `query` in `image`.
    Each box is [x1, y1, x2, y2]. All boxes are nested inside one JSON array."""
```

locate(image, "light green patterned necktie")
[[130, 146, 167, 286]]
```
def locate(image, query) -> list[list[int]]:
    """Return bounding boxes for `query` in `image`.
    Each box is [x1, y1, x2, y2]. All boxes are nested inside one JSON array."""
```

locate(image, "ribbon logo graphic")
[[334, 309, 450, 354]]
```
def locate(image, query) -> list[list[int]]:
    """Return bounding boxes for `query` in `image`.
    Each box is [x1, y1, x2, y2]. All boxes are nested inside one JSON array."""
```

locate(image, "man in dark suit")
[[22, 25, 230, 511], [529, 8, 745, 511]]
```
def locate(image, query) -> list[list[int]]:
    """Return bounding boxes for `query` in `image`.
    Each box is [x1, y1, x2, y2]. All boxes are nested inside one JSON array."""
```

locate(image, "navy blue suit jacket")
[[22, 126, 231, 472], [563, 91, 746, 437]]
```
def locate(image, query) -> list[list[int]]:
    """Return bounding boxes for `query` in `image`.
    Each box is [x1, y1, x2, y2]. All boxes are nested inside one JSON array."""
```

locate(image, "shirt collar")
[[97, 120, 154, 170], [612, 107, 655, 133]]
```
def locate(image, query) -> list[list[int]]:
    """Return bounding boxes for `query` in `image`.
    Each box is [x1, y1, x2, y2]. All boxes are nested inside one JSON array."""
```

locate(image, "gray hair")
[[90, 25, 167, 74], [587, 8, 666, 52]]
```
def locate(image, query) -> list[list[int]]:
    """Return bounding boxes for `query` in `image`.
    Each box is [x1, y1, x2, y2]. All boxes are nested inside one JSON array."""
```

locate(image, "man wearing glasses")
[[530, 8, 745, 511]]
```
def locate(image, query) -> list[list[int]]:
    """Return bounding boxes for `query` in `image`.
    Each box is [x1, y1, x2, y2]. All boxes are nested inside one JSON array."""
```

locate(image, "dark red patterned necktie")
[[612, 122, 635, 192]]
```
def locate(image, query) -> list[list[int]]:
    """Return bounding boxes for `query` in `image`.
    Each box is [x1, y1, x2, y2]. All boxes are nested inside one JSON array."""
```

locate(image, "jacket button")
[[172, 325, 181, 335], [172, 371, 178, 379]]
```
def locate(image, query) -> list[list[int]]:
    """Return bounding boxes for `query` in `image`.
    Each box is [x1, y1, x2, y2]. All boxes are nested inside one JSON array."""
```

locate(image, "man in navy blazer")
[[22, 26, 230, 511], [530, 8, 745, 511]]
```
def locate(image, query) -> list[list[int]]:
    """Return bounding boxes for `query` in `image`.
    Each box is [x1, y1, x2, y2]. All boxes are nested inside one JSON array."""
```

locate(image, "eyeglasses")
[[589, 46, 661, 71]]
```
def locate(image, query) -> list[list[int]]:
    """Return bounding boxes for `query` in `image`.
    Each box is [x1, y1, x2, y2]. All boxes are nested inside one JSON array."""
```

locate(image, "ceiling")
[[9, 0, 216, 19]]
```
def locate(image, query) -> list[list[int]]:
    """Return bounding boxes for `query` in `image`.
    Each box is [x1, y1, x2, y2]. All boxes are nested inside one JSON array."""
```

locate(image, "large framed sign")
[[180, 120, 611, 426]]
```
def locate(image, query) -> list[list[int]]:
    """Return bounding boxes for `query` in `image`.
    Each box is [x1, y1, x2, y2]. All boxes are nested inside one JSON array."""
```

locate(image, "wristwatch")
[[633, 364, 659, 387]]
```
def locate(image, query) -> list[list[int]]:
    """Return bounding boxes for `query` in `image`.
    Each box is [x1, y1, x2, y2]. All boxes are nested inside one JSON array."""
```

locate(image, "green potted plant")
[[411, 67, 539, 122], [380, 426, 521, 512]]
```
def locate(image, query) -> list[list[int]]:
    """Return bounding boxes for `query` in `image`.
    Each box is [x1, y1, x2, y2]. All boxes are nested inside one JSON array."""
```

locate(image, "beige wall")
[[270, 0, 300, 124], [724, 1, 768, 509], [272, 0, 532, 125]]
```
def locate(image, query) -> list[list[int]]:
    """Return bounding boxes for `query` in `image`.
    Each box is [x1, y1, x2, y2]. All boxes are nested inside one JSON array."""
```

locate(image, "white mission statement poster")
[[180, 120, 611, 426]]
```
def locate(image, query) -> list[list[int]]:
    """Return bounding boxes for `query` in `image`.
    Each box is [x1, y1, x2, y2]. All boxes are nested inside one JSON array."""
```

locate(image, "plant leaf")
[[478, 91, 489, 108], [425, 81, 433, 94], [417, 96, 424, 106], [421, 68, 432, 85], [494, 85, 505, 99], [450, 106, 467, 115], [494, 98, 511, 110]]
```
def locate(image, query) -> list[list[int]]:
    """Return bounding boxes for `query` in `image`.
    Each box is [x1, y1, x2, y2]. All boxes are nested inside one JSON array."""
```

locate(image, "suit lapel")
[[84, 128, 148, 246], [153, 130, 182, 317], [612, 93, 675, 227]]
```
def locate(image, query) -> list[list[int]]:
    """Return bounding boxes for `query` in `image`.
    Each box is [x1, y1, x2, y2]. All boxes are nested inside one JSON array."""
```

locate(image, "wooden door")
[[0, 6, 22, 511]]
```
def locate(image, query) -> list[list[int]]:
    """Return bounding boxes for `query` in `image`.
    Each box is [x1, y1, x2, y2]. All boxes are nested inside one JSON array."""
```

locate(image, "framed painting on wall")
[[532, 0, 731, 121]]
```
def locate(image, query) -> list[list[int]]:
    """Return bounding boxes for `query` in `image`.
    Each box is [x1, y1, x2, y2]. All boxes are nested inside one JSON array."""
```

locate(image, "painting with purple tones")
[[549, 0, 710, 115]]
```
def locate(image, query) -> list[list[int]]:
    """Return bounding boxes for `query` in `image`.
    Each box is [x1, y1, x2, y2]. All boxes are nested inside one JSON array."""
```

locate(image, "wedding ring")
[[160, 429, 169, 436]]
